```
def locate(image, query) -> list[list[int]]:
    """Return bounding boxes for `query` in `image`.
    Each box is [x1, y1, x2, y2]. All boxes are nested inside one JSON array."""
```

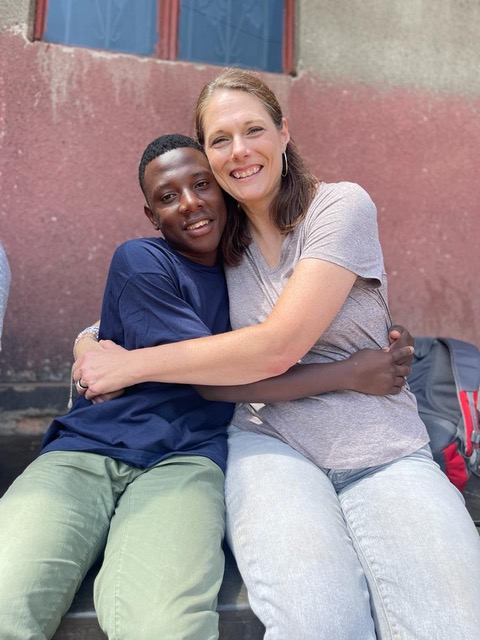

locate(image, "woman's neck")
[[246, 215, 284, 269]]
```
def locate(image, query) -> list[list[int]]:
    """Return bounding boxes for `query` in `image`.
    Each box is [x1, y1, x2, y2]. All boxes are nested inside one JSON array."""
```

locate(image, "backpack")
[[407, 336, 480, 492]]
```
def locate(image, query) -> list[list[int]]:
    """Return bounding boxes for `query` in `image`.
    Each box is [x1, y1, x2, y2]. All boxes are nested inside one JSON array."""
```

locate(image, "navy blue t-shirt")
[[41, 238, 234, 472]]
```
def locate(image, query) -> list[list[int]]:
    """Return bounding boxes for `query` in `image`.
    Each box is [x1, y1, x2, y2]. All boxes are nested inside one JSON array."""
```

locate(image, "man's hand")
[[347, 346, 413, 395], [386, 324, 415, 366]]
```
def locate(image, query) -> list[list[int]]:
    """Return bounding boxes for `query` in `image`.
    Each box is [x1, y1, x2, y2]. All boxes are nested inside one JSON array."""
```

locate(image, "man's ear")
[[144, 205, 158, 229]]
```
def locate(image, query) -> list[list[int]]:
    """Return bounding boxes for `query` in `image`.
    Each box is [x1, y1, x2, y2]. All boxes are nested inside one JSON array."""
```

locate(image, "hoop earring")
[[281, 151, 288, 178]]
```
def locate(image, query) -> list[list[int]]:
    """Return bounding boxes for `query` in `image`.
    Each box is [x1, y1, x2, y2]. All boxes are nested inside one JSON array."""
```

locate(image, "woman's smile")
[[230, 165, 262, 179]]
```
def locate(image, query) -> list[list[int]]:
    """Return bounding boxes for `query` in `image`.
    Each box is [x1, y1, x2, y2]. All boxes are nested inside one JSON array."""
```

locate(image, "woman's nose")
[[231, 135, 248, 158]]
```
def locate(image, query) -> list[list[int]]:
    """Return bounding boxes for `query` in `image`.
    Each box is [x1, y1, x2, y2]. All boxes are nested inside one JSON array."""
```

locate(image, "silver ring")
[[77, 380, 88, 390]]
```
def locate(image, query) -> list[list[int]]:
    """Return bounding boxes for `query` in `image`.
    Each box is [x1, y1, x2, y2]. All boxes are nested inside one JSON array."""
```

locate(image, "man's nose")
[[179, 190, 203, 212]]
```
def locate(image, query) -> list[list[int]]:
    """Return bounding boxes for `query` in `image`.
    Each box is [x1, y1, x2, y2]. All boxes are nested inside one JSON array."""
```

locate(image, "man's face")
[[143, 147, 227, 266]]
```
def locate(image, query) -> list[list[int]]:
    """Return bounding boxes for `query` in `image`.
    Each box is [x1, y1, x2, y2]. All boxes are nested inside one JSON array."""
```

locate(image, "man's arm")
[[195, 345, 412, 402], [196, 326, 414, 402]]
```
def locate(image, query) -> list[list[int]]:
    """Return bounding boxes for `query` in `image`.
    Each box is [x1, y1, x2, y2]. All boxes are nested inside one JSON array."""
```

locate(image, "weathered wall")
[[1, 0, 479, 391], [299, 0, 480, 97], [0, 0, 34, 33], [296, 0, 480, 344]]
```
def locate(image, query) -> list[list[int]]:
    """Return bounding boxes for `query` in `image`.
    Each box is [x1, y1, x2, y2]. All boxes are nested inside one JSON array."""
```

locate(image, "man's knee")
[[96, 591, 220, 640]]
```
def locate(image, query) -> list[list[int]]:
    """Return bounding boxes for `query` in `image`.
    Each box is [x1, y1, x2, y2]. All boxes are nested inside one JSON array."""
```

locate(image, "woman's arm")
[[74, 322, 101, 359], [75, 322, 413, 403], [75, 259, 357, 396], [73, 322, 126, 404]]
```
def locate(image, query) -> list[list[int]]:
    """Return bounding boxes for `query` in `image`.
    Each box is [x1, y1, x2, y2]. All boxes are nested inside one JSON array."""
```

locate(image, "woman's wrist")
[[73, 325, 100, 360]]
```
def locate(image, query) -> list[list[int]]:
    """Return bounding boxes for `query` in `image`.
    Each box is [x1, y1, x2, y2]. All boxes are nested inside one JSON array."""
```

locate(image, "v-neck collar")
[[247, 229, 296, 274]]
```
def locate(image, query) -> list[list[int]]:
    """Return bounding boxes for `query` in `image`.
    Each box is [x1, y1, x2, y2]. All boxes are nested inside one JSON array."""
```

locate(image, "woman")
[[75, 68, 480, 639]]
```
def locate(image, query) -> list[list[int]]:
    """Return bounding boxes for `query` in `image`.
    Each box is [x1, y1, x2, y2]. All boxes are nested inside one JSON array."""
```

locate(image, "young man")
[[0, 135, 234, 640], [0, 135, 411, 640]]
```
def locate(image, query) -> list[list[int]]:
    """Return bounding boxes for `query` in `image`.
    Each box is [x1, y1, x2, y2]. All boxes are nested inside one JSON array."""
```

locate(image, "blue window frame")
[[35, 0, 294, 73]]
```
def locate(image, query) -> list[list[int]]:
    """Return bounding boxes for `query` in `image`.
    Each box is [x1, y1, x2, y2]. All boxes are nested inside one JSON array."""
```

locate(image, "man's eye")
[[196, 180, 209, 189], [160, 193, 174, 203]]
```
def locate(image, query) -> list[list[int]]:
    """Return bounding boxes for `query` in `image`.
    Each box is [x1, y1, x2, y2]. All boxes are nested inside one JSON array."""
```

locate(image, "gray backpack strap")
[[437, 337, 480, 465]]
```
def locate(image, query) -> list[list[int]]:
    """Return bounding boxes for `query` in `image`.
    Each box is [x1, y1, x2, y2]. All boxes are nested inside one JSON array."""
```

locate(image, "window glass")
[[44, 0, 158, 56], [178, 0, 283, 72]]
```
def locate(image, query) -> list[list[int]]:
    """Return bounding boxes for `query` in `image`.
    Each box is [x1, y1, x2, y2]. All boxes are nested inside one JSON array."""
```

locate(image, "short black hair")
[[138, 134, 204, 195]]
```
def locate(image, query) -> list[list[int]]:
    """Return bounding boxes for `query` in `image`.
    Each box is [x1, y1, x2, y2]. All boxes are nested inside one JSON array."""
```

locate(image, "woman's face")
[[202, 89, 290, 216]]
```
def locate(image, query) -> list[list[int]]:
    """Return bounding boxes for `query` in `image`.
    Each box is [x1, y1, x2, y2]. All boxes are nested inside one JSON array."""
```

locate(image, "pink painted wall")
[[290, 80, 480, 343], [1, 30, 479, 383]]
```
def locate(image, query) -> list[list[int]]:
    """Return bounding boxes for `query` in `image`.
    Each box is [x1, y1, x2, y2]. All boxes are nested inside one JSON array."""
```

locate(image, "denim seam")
[[343, 508, 399, 640]]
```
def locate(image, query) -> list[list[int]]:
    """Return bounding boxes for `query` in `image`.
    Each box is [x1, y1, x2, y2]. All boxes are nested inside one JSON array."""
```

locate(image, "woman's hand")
[[346, 346, 413, 395], [88, 389, 125, 405], [73, 340, 131, 401]]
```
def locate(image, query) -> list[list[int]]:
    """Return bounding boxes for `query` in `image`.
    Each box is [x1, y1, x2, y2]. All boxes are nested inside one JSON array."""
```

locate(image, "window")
[[34, 0, 294, 73]]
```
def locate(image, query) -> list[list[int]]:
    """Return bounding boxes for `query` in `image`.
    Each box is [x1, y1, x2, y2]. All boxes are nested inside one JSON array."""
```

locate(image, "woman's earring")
[[281, 151, 288, 178]]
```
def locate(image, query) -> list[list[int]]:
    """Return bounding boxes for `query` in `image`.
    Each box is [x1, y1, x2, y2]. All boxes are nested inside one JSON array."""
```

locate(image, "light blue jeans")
[[0, 451, 225, 640], [225, 426, 480, 640]]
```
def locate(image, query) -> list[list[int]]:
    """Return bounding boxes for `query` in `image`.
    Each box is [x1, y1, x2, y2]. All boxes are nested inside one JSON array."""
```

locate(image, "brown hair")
[[195, 68, 318, 266]]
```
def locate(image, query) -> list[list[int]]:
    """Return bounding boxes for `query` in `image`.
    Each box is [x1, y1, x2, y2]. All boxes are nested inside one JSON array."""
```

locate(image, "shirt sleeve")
[[301, 182, 384, 284], [101, 242, 213, 349]]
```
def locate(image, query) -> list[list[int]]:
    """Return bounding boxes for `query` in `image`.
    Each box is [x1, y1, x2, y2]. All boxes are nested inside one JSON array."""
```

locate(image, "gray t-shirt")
[[225, 182, 429, 469]]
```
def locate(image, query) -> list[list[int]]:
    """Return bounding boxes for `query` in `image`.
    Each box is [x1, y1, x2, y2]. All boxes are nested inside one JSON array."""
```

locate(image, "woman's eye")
[[211, 136, 228, 146], [248, 126, 263, 135]]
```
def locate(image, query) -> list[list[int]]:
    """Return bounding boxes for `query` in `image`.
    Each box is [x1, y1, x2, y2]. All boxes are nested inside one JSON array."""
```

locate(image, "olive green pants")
[[0, 451, 225, 640]]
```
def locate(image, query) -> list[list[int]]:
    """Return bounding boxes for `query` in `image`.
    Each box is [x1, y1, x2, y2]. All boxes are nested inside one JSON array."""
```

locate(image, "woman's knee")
[[257, 580, 375, 640]]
